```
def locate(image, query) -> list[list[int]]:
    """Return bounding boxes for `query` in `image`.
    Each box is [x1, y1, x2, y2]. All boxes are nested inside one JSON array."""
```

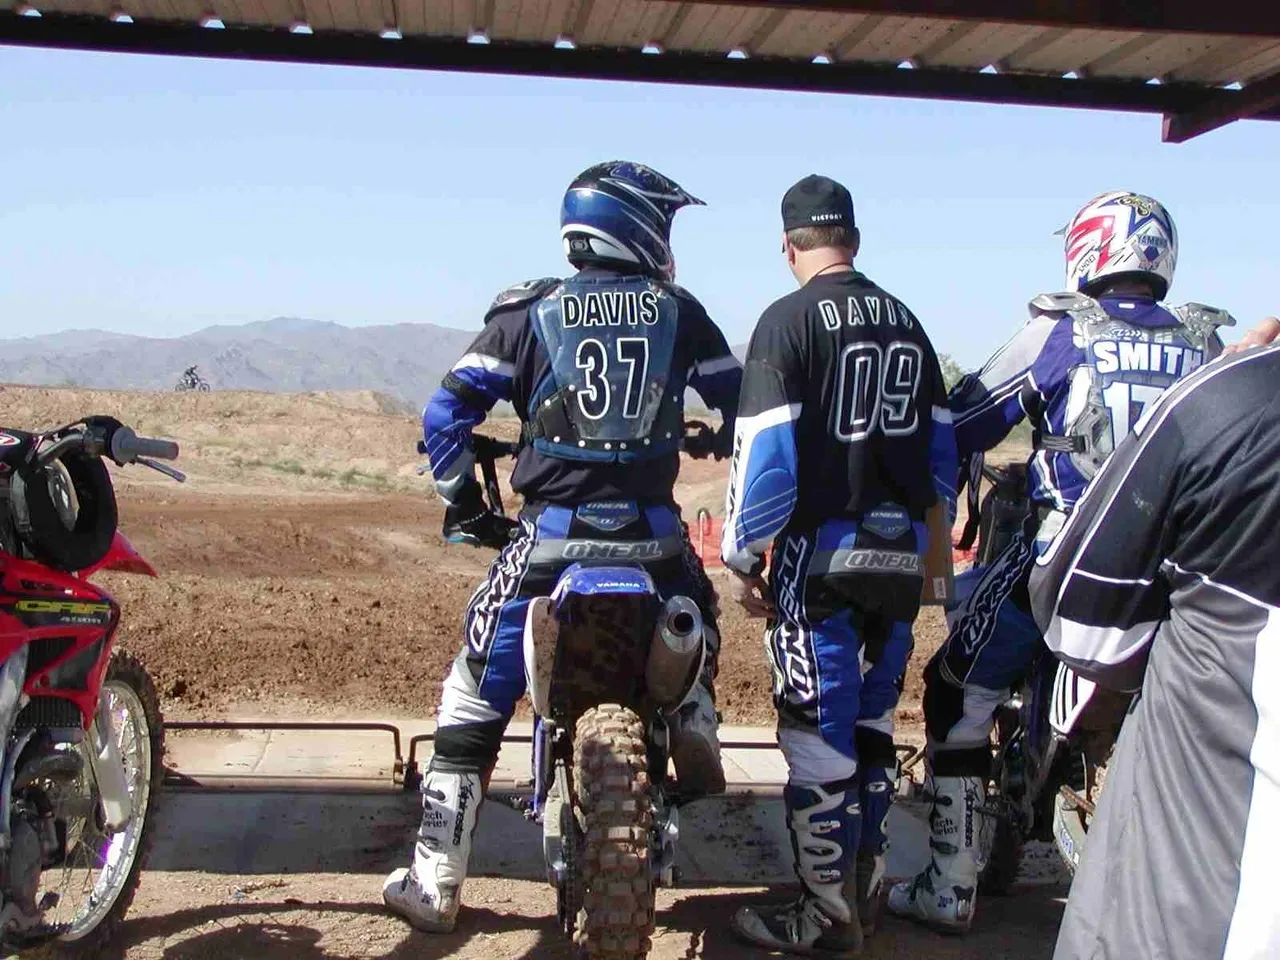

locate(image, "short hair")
[[786, 225, 857, 252]]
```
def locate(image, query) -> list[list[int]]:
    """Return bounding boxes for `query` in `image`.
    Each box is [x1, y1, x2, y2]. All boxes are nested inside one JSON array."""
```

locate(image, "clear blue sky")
[[3, 45, 1279, 368]]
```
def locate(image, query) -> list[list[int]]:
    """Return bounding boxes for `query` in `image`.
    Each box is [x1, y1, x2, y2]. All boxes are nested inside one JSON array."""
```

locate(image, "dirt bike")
[[0, 418, 181, 952], [957, 460, 1124, 892], [423, 423, 720, 959], [174, 370, 210, 393]]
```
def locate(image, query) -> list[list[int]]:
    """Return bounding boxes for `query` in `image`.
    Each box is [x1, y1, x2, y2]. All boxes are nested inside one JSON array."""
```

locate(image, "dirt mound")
[[1, 385, 1006, 732]]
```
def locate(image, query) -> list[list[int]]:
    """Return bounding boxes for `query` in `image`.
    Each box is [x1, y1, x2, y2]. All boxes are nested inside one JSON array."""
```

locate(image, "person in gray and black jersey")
[[1030, 341, 1280, 960]]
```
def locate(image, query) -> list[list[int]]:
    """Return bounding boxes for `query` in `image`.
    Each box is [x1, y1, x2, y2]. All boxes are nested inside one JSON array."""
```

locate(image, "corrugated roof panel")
[[1084, 33, 1221, 80], [1009, 28, 1132, 75], [1166, 37, 1269, 83], [843, 14, 957, 65], [675, 3, 772, 54], [1231, 47, 1280, 84], [588, 0, 682, 47], [237, 0, 294, 29], [625, 1, 689, 48], [418, 0, 471, 36], [754, 9, 853, 58], [123, 0, 180, 23], [322, 0, 368, 32], [354, 0, 396, 33], [919, 21, 1043, 68], [663, 2, 720, 51], [300, 0, 337, 31], [34, 0, 113, 16], [209, 0, 254, 26], [505, 0, 564, 42], [493, 0, 538, 40]]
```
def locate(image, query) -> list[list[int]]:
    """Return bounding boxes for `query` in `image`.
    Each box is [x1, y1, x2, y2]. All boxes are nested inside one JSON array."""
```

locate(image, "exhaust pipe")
[[645, 596, 704, 710]]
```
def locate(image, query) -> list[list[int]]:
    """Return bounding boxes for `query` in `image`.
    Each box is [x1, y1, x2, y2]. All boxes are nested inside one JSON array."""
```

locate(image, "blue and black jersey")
[[721, 269, 957, 575], [423, 266, 742, 507]]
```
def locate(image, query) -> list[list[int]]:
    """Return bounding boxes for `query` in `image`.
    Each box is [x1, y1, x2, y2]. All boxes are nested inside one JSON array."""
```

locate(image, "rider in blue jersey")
[[888, 191, 1235, 933], [383, 162, 742, 934]]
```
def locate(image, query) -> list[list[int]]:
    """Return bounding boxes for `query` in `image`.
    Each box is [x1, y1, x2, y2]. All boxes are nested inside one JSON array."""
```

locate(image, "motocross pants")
[[765, 516, 923, 855], [922, 523, 1049, 778], [430, 500, 720, 774]]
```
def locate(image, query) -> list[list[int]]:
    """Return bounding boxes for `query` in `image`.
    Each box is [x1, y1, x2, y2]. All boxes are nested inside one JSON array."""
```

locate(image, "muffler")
[[645, 596, 704, 710]]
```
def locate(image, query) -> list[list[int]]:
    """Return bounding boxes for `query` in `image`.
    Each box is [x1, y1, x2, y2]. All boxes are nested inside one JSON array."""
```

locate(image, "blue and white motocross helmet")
[[560, 161, 704, 282]]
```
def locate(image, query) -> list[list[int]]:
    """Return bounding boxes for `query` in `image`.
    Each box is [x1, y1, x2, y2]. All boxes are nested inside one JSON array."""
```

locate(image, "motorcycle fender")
[[1052, 791, 1085, 872], [90, 697, 132, 833], [524, 596, 558, 719]]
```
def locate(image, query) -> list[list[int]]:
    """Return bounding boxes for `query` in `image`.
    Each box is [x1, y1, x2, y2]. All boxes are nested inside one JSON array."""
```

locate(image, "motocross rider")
[[383, 161, 743, 933], [888, 191, 1233, 932]]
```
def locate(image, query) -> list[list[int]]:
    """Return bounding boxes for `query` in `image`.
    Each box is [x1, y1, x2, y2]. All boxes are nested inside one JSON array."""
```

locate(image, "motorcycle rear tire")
[[573, 704, 654, 960], [979, 810, 1023, 896]]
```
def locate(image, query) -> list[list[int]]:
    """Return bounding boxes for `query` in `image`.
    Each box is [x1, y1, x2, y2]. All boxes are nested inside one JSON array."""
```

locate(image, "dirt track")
[[4, 386, 1049, 958]]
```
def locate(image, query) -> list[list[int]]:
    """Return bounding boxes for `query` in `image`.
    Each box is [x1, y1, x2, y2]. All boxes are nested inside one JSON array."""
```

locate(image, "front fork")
[[88, 693, 133, 833]]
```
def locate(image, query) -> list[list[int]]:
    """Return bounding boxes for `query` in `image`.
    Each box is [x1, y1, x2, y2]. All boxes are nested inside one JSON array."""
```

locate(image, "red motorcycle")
[[0, 416, 179, 952]]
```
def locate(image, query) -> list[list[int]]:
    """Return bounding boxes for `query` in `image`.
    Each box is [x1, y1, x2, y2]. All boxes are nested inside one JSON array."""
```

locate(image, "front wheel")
[[573, 704, 654, 960], [45, 651, 164, 954]]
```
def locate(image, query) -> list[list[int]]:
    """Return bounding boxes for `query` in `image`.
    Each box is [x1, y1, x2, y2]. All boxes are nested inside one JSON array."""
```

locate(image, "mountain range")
[[0, 318, 488, 412], [0, 317, 750, 413]]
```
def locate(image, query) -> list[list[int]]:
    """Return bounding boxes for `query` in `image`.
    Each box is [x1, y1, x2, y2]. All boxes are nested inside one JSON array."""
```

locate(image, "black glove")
[[442, 478, 518, 550], [711, 420, 735, 461], [82, 416, 127, 459]]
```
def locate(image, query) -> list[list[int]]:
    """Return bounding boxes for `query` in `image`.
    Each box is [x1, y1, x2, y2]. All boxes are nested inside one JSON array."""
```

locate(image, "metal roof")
[[3, 0, 1280, 141]]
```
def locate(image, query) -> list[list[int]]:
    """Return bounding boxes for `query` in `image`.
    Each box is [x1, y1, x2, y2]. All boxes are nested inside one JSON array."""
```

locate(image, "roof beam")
[[7, 9, 1279, 135], [1163, 69, 1280, 141], [653, 1, 1280, 41]]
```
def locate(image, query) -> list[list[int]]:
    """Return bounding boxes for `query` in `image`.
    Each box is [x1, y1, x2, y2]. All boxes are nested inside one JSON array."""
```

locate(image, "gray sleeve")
[[1029, 381, 1187, 692]]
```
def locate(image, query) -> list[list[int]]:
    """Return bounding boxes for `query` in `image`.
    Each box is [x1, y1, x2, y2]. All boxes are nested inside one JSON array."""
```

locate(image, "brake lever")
[[138, 458, 187, 483]]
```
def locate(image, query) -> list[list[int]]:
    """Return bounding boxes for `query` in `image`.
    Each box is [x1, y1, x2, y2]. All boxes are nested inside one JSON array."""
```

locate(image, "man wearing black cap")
[[722, 174, 957, 956]]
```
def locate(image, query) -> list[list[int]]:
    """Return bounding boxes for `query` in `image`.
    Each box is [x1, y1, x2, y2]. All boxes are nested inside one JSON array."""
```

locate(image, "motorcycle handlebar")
[[35, 423, 180, 468], [111, 427, 180, 464]]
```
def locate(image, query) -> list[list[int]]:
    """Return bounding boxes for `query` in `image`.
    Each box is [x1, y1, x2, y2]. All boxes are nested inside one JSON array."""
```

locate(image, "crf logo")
[[15, 600, 111, 616]]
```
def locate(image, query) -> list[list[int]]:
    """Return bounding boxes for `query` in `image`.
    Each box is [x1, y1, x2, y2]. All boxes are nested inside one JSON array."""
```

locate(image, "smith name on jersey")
[[948, 292, 1229, 513]]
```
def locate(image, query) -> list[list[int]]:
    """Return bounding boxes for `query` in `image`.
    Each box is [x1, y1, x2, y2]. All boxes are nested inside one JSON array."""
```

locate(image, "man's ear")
[[850, 227, 862, 259]]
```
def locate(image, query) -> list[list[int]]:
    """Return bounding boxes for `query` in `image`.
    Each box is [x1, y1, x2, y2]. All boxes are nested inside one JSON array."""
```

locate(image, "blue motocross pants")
[[431, 500, 719, 773]]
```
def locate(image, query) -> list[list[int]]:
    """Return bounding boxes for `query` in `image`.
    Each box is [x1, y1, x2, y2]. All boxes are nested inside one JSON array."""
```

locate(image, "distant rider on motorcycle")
[[383, 161, 743, 933], [888, 191, 1232, 932]]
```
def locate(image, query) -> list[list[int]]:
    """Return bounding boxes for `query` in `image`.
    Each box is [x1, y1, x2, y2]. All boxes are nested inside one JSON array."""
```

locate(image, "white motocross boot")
[[668, 677, 726, 799], [886, 774, 984, 933], [732, 779, 864, 957], [383, 768, 482, 933]]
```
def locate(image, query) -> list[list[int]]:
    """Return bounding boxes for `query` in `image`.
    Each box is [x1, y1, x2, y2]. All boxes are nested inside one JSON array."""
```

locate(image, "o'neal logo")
[[14, 600, 112, 616], [561, 540, 662, 561]]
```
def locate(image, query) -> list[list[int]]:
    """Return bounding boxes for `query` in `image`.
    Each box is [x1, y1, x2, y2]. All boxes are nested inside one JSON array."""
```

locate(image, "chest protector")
[[527, 275, 685, 463], [1033, 292, 1233, 478]]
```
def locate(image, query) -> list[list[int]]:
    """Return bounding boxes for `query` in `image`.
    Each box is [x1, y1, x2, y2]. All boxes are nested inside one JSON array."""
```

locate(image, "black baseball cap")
[[781, 174, 856, 232]]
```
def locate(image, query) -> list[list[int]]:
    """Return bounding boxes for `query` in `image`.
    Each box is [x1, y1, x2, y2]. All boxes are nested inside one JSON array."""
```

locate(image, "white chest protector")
[[1030, 292, 1234, 479]]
